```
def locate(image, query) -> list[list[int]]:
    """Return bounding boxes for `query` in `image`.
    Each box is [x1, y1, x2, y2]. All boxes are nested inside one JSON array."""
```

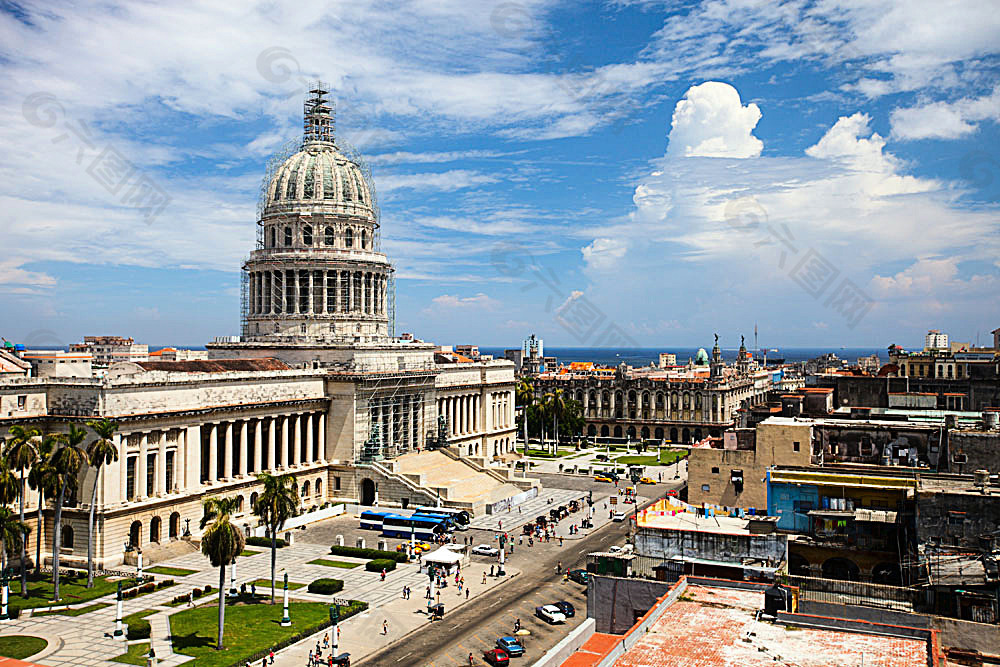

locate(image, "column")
[[320, 271, 327, 314], [116, 433, 127, 504], [348, 272, 354, 312], [223, 422, 233, 480], [157, 432, 167, 496], [280, 416, 288, 468], [239, 421, 249, 477], [268, 418, 277, 471], [254, 420, 263, 473], [388, 402, 396, 451], [264, 272, 272, 314], [305, 414, 314, 463], [318, 413, 326, 461], [292, 414, 301, 466], [137, 433, 148, 499]]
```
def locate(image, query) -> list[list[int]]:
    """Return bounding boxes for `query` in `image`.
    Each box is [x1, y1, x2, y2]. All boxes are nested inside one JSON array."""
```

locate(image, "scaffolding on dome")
[[355, 370, 434, 463]]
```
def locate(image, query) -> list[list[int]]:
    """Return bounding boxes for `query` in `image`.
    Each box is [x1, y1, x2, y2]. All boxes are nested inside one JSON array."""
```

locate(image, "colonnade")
[[118, 429, 184, 502], [370, 395, 422, 454], [249, 268, 388, 317], [436, 390, 515, 438]]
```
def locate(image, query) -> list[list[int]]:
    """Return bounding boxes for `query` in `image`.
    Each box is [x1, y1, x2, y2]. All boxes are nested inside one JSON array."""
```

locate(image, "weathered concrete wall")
[[948, 430, 1000, 474], [587, 575, 672, 634], [917, 487, 1000, 549], [634, 525, 787, 566]]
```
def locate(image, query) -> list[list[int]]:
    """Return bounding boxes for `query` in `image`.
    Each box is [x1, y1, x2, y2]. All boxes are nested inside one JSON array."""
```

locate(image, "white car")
[[535, 604, 567, 624], [612, 511, 627, 522], [471, 544, 500, 557]]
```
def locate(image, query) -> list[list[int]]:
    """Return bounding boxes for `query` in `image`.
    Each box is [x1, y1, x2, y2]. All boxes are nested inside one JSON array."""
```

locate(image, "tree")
[[515, 379, 534, 450], [46, 424, 87, 602], [252, 472, 298, 604], [0, 506, 27, 576], [5, 425, 39, 596], [542, 389, 566, 453], [85, 419, 119, 588], [27, 434, 57, 576], [200, 496, 246, 650]]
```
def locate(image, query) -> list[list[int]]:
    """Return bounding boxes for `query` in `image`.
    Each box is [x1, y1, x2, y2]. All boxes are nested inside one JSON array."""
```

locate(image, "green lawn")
[[33, 602, 111, 617], [146, 566, 197, 577], [111, 642, 150, 665], [249, 578, 305, 590], [615, 448, 688, 466], [170, 600, 364, 667], [0, 635, 47, 659], [307, 559, 359, 569], [7, 573, 121, 612], [517, 447, 575, 458], [240, 549, 261, 557]]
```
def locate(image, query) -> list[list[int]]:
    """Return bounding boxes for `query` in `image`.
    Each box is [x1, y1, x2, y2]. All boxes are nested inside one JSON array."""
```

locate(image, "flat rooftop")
[[613, 585, 928, 667], [636, 499, 753, 535]]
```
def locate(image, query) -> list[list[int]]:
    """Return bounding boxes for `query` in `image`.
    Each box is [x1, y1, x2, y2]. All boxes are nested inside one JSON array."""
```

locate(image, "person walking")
[[269, 650, 275, 664], [468, 652, 474, 666], [482, 572, 487, 584], [382, 620, 388, 635], [466, 587, 470, 600], [381, 568, 387, 581], [402, 586, 407, 599]]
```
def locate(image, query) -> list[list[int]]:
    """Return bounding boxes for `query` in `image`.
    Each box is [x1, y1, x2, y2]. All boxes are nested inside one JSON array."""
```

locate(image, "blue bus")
[[360, 510, 394, 531], [381, 514, 448, 540], [413, 506, 471, 528], [411, 512, 458, 531]]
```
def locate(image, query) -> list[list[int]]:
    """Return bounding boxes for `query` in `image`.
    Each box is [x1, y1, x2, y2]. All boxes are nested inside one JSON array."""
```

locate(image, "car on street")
[[396, 541, 431, 553], [482, 648, 510, 666], [666, 489, 679, 497], [472, 544, 500, 557], [535, 604, 567, 624], [612, 511, 627, 521], [567, 569, 589, 584], [594, 475, 613, 483], [496, 636, 525, 657], [553, 600, 575, 617], [639, 476, 656, 484]]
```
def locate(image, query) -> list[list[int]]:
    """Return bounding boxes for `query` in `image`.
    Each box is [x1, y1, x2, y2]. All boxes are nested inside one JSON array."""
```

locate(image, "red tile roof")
[[134, 359, 290, 372]]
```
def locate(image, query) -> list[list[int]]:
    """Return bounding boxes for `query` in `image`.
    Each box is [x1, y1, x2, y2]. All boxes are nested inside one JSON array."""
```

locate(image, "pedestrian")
[[262, 659, 267, 667], [490, 564, 495, 576], [323, 633, 329, 648], [402, 586, 407, 599], [466, 587, 470, 599], [382, 620, 388, 635], [188, 590, 194, 607], [559, 536, 563, 547], [308, 650, 314, 665], [269, 650, 275, 665], [557, 561, 562, 574], [251, 582, 256, 598], [426, 585, 431, 599], [468, 652, 474, 666], [482, 572, 487, 584], [381, 568, 386, 581]]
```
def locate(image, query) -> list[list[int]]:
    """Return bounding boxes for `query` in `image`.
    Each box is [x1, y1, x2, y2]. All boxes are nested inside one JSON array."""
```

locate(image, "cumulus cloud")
[[805, 113, 897, 172], [426, 293, 499, 310], [890, 86, 1000, 140], [666, 82, 763, 158], [581, 238, 628, 271]]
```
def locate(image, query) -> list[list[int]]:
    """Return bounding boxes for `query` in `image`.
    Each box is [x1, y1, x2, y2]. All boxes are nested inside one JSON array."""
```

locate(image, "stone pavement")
[[0, 537, 480, 666], [467, 488, 589, 530]]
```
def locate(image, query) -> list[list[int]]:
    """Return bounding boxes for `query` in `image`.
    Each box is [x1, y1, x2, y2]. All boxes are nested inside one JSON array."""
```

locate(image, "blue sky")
[[1, 0, 998, 350]]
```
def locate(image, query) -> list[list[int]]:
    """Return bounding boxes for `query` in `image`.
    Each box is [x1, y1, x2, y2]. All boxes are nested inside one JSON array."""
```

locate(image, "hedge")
[[127, 617, 151, 640], [246, 536, 288, 548], [307, 578, 344, 595], [365, 558, 396, 573], [237, 600, 367, 667], [329, 545, 407, 563]]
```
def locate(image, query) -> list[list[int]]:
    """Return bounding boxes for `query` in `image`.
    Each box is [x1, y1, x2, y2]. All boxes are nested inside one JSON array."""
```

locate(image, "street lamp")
[[629, 467, 643, 538], [279, 573, 291, 626]]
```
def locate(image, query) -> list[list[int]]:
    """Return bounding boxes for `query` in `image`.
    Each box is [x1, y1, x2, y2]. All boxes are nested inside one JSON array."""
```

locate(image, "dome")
[[694, 348, 710, 365], [264, 145, 374, 215]]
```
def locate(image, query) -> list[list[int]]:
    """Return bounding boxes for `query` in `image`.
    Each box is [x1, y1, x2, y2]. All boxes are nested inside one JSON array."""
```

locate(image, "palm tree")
[[515, 379, 533, 451], [46, 425, 87, 602], [0, 506, 27, 576], [252, 472, 298, 603], [200, 496, 246, 651], [5, 425, 39, 596], [0, 457, 21, 574], [543, 389, 566, 454], [27, 434, 57, 576], [84, 419, 118, 588]]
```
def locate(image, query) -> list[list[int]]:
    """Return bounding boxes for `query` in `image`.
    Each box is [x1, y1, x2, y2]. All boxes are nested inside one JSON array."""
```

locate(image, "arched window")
[[360, 230, 367, 249], [270, 227, 276, 248], [284, 226, 292, 246], [63, 524, 75, 549], [302, 225, 313, 246], [315, 478, 324, 496], [324, 226, 335, 245], [345, 228, 353, 248], [301, 481, 310, 498]]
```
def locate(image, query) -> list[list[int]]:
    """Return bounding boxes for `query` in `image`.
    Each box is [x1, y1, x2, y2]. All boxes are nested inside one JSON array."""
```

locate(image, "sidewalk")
[[274, 563, 522, 665]]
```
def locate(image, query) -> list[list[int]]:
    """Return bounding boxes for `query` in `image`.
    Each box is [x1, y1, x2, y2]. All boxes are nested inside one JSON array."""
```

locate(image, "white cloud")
[[805, 113, 896, 172], [666, 82, 762, 158], [890, 86, 1000, 140], [581, 238, 627, 271], [378, 170, 500, 193], [427, 293, 499, 310]]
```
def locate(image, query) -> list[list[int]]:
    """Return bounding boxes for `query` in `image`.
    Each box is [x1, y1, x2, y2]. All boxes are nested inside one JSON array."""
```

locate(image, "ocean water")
[[479, 346, 889, 367]]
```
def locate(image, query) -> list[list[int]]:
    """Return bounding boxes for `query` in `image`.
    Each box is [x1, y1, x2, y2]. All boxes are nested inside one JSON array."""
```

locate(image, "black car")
[[567, 569, 589, 584], [554, 600, 575, 617]]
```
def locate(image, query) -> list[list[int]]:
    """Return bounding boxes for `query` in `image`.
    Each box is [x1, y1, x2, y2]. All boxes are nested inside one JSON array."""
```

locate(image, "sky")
[[1, 0, 998, 351]]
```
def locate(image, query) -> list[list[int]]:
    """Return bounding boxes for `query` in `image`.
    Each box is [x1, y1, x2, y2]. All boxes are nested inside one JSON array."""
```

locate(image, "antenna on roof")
[[303, 81, 334, 146]]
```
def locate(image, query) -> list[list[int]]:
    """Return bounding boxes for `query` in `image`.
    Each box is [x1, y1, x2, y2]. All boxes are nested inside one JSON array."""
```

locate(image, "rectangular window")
[[948, 512, 966, 526], [334, 476, 341, 491], [17, 395, 26, 410], [165, 451, 175, 492], [701, 484, 710, 492], [146, 453, 156, 497], [711, 466, 720, 474], [126, 457, 136, 501], [793, 441, 800, 452]]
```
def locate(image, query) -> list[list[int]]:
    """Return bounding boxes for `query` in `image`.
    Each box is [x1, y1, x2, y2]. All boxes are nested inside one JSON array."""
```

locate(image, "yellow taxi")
[[639, 477, 656, 485], [594, 475, 613, 483], [396, 541, 432, 553]]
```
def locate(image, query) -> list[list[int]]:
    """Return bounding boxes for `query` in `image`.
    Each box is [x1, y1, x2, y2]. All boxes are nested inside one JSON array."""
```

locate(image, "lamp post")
[[426, 564, 436, 615], [629, 467, 643, 538], [136, 548, 144, 582], [280, 572, 291, 626], [145, 645, 157, 667], [113, 581, 125, 639], [0, 568, 9, 621], [498, 534, 506, 577]]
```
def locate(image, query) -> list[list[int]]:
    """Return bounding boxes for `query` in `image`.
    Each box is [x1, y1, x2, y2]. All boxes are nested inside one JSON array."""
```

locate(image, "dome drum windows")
[[345, 228, 354, 248], [302, 225, 313, 246], [324, 226, 335, 245], [283, 226, 292, 247]]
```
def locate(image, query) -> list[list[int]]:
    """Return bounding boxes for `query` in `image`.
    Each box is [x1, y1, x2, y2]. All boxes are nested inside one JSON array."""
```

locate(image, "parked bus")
[[381, 514, 448, 540], [360, 510, 394, 531], [411, 513, 456, 532], [413, 506, 471, 528]]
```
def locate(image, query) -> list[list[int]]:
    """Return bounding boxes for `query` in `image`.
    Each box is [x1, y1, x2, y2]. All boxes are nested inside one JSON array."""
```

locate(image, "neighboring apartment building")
[[70, 336, 149, 366]]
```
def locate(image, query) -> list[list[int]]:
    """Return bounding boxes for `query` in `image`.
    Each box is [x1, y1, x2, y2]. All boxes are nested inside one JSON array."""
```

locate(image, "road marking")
[[395, 651, 413, 662]]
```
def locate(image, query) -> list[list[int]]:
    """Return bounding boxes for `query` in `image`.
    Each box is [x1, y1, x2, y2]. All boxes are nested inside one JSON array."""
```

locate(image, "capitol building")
[[0, 89, 532, 569]]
